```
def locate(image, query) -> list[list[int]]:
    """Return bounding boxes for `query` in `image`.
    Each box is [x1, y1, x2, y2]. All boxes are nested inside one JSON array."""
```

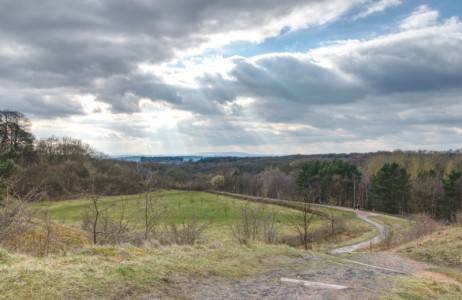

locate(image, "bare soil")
[[137, 252, 436, 300]]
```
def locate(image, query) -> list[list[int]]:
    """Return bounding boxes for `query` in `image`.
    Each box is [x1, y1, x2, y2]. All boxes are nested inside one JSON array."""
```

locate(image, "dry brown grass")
[[393, 226, 462, 268], [0, 241, 302, 299], [373, 213, 441, 250], [3, 219, 89, 256]]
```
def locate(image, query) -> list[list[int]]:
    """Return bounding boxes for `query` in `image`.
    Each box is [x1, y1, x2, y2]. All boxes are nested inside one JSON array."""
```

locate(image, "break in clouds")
[[0, 0, 461, 154]]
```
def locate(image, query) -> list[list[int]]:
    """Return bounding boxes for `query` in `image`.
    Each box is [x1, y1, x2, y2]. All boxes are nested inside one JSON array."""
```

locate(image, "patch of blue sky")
[[217, 1, 423, 58], [431, 0, 462, 19], [218, 14, 399, 58], [172, 1, 462, 67]]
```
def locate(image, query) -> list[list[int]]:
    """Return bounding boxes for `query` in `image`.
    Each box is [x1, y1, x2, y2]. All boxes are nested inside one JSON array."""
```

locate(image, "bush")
[[309, 216, 346, 243], [407, 213, 439, 241], [164, 218, 210, 245], [230, 205, 279, 245]]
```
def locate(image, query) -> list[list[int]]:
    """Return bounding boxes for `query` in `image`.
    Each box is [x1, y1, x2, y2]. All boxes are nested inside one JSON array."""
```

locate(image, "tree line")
[[1, 110, 461, 221]]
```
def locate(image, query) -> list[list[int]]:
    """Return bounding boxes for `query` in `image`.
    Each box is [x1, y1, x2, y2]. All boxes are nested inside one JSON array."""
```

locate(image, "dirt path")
[[138, 252, 436, 300], [329, 210, 388, 254], [211, 191, 398, 255]]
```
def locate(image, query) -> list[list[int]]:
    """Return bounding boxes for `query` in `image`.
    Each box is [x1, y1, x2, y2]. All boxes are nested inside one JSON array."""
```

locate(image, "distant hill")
[[192, 152, 266, 158], [110, 152, 267, 162]]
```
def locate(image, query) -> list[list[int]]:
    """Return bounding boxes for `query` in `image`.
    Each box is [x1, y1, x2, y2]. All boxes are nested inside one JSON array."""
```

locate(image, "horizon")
[[108, 148, 462, 158], [1, 0, 462, 154]]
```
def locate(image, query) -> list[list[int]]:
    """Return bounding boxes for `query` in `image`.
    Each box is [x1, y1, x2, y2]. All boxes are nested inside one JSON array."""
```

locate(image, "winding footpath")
[[210, 191, 398, 254], [328, 209, 389, 254]]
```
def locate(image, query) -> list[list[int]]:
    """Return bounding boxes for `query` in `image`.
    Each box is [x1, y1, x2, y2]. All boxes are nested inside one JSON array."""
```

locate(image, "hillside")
[[394, 226, 462, 268]]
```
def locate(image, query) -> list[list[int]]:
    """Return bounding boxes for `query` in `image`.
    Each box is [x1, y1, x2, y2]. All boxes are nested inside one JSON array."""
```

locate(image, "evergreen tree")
[[368, 163, 411, 214], [442, 170, 462, 220], [297, 160, 361, 206], [0, 148, 18, 204]]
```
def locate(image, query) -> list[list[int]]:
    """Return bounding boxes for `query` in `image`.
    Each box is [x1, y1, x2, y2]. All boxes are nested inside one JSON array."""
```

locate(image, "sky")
[[1, 0, 462, 155]]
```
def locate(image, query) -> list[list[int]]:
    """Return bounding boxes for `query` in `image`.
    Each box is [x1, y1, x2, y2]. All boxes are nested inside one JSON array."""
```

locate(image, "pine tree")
[[368, 163, 410, 214]]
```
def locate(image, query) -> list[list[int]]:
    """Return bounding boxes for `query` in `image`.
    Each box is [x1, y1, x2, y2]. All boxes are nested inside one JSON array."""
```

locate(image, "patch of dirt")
[[352, 252, 434, 274], [136, 252, 434, 300]]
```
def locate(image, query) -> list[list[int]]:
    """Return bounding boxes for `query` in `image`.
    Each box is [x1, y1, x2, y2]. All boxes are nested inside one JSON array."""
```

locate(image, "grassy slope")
[[0, 191, 382, 299], [384, 225, 462, 299], [32, 190, 375, 248], [393, 226, 462, 268], [0, 243, 303, 300]]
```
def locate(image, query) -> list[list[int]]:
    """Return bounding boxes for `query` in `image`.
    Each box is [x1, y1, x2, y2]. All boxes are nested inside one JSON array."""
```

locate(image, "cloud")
[[1, 1, 462, 154], [151, 10, 462, 152], [354, 0, 402, 19], [0, 89, 85, 118], [164, 13, 462, 121], [0, 0, 366, 114], [399, 5, 439, 30]]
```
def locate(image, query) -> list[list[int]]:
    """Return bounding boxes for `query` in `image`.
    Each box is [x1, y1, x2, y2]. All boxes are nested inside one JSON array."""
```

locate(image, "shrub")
[[407, 213, 439, 241]]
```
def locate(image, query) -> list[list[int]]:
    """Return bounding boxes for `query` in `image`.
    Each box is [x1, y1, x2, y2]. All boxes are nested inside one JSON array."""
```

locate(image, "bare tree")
[[0, 110, 34, 153], [230, 204, 265, 245], [230, 204, 279, 245], [289, 186, 318, 250], [77, 174, 113, 244], [132, 168, 163, 240]]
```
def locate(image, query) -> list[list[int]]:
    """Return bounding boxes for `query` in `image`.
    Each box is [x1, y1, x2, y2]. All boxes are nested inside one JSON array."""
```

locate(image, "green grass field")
[[34, 190, 314, 225], [30, 190, 374, 248]]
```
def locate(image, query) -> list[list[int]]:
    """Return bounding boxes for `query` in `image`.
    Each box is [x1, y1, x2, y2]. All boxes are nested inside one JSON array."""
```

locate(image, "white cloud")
[[399, 5, 439, 30], [354, 0, 402, 19], [3, 1, 462, 154]]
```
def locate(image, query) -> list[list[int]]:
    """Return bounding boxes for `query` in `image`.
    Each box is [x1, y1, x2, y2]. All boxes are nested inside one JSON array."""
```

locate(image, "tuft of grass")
[[3, 219, 89, 256], [427, 269, 462, 285], [0, 248, 13, 264]]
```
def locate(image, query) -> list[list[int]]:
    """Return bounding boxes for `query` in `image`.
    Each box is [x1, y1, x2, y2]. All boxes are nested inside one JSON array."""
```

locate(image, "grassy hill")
[[0, 190, 378, 299], [394, 226, 462, 268], [28, 190, 375, 250], [2, 191, 460, 299]]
